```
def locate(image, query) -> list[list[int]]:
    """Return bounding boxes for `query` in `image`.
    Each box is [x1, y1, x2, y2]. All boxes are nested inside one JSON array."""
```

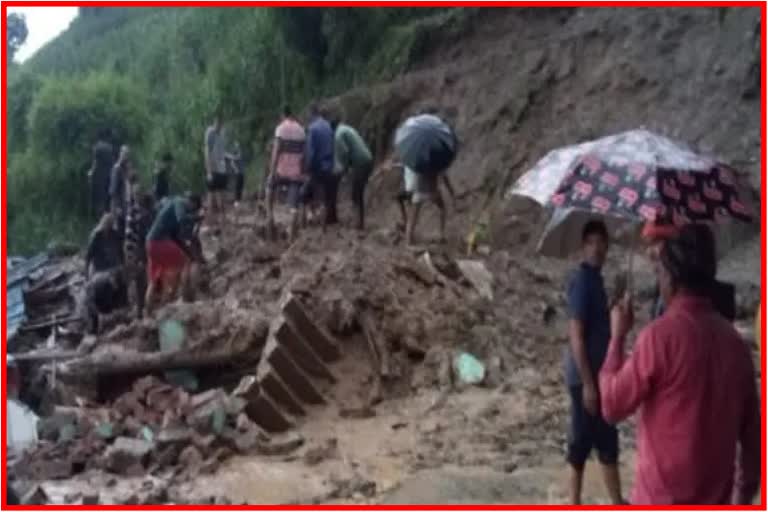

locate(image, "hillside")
[[7, 6, 461, 254], [5, 7, 763, 505]]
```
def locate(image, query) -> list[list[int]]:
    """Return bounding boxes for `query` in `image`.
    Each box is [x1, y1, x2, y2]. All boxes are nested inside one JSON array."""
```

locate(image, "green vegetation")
[[7, 7, 471, 255]]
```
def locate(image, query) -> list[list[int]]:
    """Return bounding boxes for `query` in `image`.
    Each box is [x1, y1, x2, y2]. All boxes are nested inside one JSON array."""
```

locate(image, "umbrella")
[[394, 114, 458, 175], [508, 129, 756, 258]]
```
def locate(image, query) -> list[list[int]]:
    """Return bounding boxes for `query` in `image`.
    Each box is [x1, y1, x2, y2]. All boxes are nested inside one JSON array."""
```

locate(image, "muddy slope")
[[328, 7, 761, 246]]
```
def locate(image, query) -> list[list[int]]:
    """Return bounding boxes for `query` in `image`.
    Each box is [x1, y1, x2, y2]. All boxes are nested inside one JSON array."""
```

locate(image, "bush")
[[25, 72, 149, 211]]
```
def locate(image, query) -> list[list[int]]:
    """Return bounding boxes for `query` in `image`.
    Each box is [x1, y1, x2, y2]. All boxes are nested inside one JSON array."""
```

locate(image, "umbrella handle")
[[625, 228, 639, 298]]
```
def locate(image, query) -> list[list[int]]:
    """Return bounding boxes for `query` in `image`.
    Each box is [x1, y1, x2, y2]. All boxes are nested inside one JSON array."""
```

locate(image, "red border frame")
[[1, 1, 765, 509]]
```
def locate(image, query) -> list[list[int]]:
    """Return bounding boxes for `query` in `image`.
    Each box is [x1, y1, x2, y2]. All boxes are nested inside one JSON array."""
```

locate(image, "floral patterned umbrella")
[[507, 129, 755, 257]]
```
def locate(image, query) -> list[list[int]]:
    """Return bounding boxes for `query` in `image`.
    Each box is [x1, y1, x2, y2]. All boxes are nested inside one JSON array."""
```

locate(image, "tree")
[[271, 8, 328, 76], [7, 12, 28, 63]]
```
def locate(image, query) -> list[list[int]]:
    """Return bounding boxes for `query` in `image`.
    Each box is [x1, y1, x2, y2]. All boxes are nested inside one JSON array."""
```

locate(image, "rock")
[[485, 356, 504, 388], [256, 431, 304, 456], [154, 445, 180, 468], [21, 485, 48, 505], [452, 352, 486, 386], [541, 304, 557, 325], [157, 427, 192, 447], [456, 260, 494, 300], [104, 437, 154, 475], [178, 446, 204, 473], [303, 438, 338, 466], [82, 493, 100, 505], [96, 422, 115, 440], [37, 410, 77, 442]]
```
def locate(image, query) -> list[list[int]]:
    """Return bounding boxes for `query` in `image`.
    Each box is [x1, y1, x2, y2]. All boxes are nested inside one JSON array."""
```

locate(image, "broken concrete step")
[[233, 376, 294, 433], [257, 364, 307, 417], [273, 318, 336, 383], [261, 338, 325, 405], [281, 294, 341, 362]]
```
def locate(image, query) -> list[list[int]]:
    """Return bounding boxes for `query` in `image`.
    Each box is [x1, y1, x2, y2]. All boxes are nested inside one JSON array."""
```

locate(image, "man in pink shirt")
[[601, 224, 760, 505], [266, 105, 307, 241]]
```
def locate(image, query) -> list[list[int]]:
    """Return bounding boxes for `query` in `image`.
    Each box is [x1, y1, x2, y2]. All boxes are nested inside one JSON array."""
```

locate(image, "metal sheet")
[[6, 254, 49, 341]]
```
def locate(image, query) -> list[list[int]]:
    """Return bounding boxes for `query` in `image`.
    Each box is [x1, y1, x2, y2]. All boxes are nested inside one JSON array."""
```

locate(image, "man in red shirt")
[[601, 224, 760, 505]]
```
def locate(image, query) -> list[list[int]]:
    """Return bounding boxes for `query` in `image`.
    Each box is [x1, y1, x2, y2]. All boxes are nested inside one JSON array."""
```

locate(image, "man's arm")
[[336, 132, 350, 173], [109, 166, 122, 216], [599, 328, 658, 423], [733, 353, 760, 504], [304, 128, 316, 175], [569, 320, 596, 389], [84, 233, 97, 278], [270, 138, 281, 175], [567, 274, 595, 391]]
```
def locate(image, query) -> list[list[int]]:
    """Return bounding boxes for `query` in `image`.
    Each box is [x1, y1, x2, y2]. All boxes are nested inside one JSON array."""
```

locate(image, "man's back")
[[336, 123, 372, 170], [275, 118, 306, 181], [630, 297, 759, 504], [306, 117, 334, 174]]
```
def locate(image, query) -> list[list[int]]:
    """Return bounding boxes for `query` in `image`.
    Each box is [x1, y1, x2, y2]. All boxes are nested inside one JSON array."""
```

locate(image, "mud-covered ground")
[[19, 193, 759, 505], [11, 7, 762, 504]]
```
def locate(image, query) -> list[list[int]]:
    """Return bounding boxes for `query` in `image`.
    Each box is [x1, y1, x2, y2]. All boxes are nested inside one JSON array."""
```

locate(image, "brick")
[[262, 339, 325, 405], [257, 364, 306, 416], [273, 319, 336, 382], [104, 437, 153, 475], [281, 294, 341, 362]]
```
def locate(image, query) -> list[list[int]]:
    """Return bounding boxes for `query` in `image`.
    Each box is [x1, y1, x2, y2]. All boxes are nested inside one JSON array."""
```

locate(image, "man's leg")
[[235, 173, 245, 204], [324, 174, 340, 225], [596, 417, 623, 504], [266, 176, 277, 238], [288, 183, 302, 242], [406, 200, 422, 246], [352, 166, 371, 230], [434, 189, 447, 243], [396, 191, 409, 231], [566, 386, 591, 505], [135, 265, 148, 319], [164, 269, 182, 304]]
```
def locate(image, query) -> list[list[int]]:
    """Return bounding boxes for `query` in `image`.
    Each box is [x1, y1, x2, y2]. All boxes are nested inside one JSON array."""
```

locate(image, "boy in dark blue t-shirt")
[[564, 220, 623, 505]]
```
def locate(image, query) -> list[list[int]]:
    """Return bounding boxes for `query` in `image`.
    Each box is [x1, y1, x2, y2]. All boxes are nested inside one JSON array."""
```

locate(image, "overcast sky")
[[8, 7, 79, 62]]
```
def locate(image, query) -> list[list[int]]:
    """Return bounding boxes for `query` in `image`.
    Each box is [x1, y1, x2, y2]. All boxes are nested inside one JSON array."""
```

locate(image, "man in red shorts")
[[145, 193, 203, 312]]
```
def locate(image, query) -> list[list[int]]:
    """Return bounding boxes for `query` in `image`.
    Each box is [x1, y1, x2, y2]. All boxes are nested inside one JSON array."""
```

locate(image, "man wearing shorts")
[[331, 120, 373, 230], [204, 113, 227, 225], [145, 194, 202, 313], [401, 165, 456, 246], [565, 220, 623, 505], [267, 105, 306, 241]]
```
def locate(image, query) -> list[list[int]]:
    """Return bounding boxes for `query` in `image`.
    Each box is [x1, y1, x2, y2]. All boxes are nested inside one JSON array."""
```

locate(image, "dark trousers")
[[350, 162, 373, 229], [234, 173, 245, 202], [304, 173, 340, 225]]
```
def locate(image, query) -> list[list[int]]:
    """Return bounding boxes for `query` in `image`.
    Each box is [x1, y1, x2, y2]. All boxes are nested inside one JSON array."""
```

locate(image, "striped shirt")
[[274, 118, 306, 181]]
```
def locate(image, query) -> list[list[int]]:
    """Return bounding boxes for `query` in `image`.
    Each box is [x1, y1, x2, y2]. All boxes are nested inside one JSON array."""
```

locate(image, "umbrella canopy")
[[507, 129, 719, 204], [508, 129, 756, 259], [394, 114, 458, 175]]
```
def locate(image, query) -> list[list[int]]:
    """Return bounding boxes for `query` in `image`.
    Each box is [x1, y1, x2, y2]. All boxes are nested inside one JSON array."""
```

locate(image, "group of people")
[[263, 104, 375, 240], [564, 219, 759, 505], [84, 136, 205, 334]]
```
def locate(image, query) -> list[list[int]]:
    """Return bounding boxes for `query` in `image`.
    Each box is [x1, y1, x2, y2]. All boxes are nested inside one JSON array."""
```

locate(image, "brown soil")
[[12, 7, 762, 505]]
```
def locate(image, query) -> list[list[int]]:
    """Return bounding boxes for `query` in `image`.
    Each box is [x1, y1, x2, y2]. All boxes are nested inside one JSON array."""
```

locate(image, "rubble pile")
[[12, 375, 305, 484]]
